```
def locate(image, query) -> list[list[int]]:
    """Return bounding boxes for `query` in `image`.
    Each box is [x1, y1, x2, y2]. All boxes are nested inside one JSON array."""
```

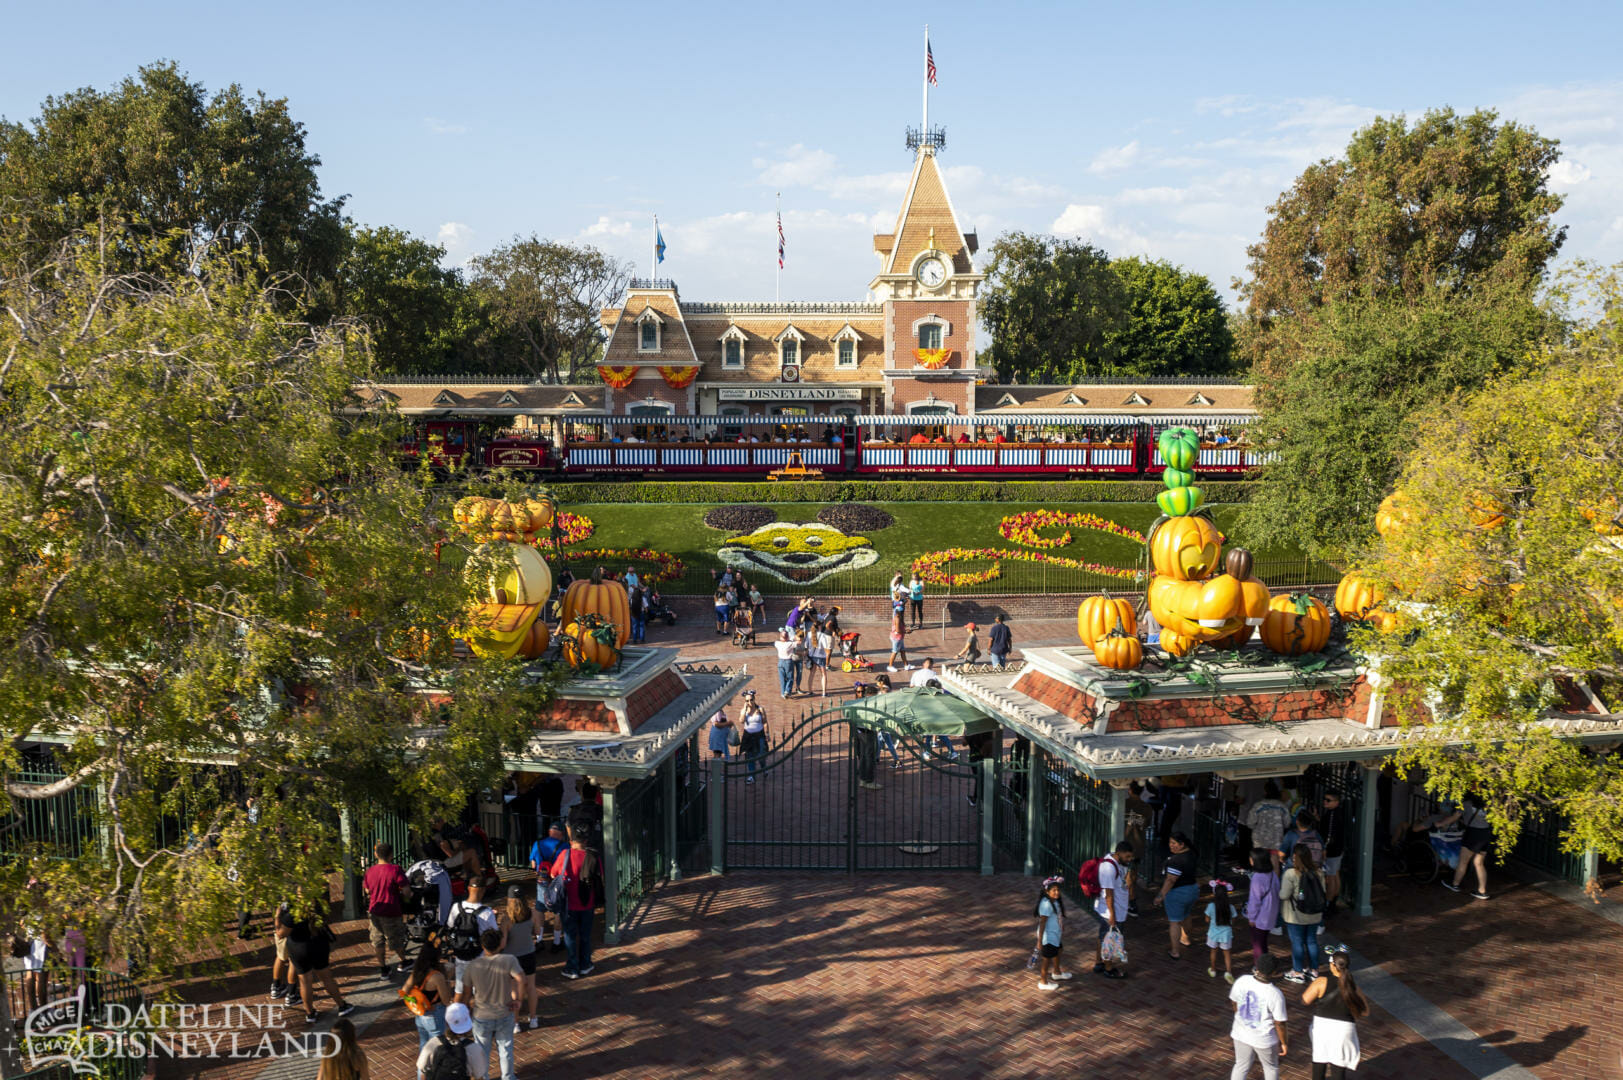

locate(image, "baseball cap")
[[445, 1003, 473, 1035], [967, 622, 977, 630]]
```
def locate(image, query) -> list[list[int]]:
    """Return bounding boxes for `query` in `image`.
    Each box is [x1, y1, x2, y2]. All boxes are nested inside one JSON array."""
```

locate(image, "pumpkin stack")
[[1155, 427, 1204, 517], [558, 568, 631, 671], [1079, 593, 1142, 670], [451, 495, 557, 660]]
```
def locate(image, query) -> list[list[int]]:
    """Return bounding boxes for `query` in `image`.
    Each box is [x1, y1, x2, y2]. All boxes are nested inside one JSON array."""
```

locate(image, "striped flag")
[[926, 37, 937, 86], [777, 209, 785, 269]]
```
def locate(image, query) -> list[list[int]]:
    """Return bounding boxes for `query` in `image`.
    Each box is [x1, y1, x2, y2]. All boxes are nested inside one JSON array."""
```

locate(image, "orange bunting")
[[599, 365, 638, 389], [657, 365, 699, 389], [914, 348, 951, 369]]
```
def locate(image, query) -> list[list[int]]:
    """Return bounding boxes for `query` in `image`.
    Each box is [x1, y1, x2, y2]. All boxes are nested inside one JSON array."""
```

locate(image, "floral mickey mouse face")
[[718, 522, 879, 585]]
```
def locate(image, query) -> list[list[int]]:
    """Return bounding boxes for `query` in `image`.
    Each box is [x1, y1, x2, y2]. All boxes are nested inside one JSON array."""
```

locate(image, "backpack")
[[423, 1034, 471, 1080], [1296, 829, 1325, 868], [1077, 856, 1112, 899], [446, 903, 486, 961], [1292, 870, 1327, 916]]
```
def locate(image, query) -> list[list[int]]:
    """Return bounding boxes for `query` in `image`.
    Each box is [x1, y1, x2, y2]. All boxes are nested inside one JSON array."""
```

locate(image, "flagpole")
[[775, 192, 781, 303], [651, 214, 658, 280], [922, 24, 929, 136]]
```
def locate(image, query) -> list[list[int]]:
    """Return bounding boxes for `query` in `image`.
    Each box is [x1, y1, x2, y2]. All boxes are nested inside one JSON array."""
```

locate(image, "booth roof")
[[841, 686, 998, 736]]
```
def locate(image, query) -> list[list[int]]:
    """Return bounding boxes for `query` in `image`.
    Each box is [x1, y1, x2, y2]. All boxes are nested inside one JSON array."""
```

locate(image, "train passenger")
[[909, 430, 929, 445]]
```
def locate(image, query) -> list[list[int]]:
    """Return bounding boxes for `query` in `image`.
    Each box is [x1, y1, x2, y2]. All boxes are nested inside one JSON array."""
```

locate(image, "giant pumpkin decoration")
[[1225, 548, 1272, 628], [1160, 628, 1198, 657], [1090, 624, 1143, 671], [561, 568, 631, 649], [1260, 594, 1331, 656], [1148, 515, 1223, 581], [1334, 573, 1385, 621], [481, 543, 553, 606], [465, 603, 547, 660], [1374, 493, 1411, 538], [1078, 593, 1137, 649]]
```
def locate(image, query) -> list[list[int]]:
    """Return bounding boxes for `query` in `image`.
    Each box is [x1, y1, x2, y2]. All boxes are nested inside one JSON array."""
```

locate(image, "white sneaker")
[[1052, 971, 1074, 980], [1317, 925, 1325, 937], [905, 664, 916, 670], [1037, 980, 1059, 991], [887, 666, 898, 673]]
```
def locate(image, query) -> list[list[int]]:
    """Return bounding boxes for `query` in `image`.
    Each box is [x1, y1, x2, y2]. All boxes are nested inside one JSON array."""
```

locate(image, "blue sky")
[[3, 1, 1620, 304]]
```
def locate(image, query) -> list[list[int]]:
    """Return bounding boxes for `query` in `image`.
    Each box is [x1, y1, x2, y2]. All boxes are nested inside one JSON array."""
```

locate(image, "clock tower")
[[870, 129, 984, 417]]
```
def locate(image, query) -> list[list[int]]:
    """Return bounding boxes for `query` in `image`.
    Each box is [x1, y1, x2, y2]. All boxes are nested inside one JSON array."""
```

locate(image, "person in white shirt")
[[1228, 953, 1289, 1079], [1092, 840, 1135, 979], [773, 629, 798, 699], [623, 567, 641, 590], [417, 1002, 487, 1080], [908, 658, 940, 688], [446, 880, 502, 995]]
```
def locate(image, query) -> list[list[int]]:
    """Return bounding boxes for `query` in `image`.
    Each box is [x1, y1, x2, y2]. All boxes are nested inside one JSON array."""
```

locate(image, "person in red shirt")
[[550, 822, 601, 979], [956, 432, 970, 443], [362, 841, 412, 978], [993, 432, 1007, 444]]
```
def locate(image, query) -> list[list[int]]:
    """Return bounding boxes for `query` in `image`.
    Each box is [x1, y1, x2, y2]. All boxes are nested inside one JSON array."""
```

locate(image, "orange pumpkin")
[[1334, 573, 1386, 621], [561, 569, 631, 649], [1150, 573, 1249, 642], [1369, 609, 1402, 634], [1078, 593, 1137, 648], [1259, 594, 1331, 655], [523, 493, 557, 535], [562, 617, 620, 670], [516, 619, 551, 660], [1374, 493, 1411, 538], [1160, 629, 1198, 657], [1091, 627, 1143, 671], [1149, 514, 1224, 581], [1226, 548, 1272, 628]]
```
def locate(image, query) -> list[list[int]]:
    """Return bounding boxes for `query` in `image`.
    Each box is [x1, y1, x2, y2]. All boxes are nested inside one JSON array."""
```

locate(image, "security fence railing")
[[4, 966, 147, 1080]]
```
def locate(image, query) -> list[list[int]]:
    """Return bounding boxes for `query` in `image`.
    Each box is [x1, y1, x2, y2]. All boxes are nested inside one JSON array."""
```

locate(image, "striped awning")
[[559, 414, 856, 426], [854, 413, 1143, 426]]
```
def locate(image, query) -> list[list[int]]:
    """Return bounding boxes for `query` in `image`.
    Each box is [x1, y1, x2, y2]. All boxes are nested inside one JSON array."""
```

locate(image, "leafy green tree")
[[1103, 256, 1236, 377], [1238, 285, 1550, 559], [0, 228, 557, 974], [0, 62, 347, 290], [469, 237, 628, 383], [1240, 108, 1565, 375], [1355, 265, 1623, 873], [334, 225, 483, 374], [980, 233, 1126, 383]]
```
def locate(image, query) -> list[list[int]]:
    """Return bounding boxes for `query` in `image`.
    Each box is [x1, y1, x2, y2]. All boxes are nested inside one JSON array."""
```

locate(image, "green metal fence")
[[5, 966, 147, 1080], [1510, 808, 1587, 884], [1035, 749, 1114, 905], [0, 766, 102, 860]]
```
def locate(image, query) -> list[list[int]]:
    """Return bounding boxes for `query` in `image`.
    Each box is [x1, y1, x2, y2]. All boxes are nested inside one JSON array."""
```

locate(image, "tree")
[[1102, 256, 1236, 377], [333, 225, 482, 375], [1238, 285, 1551, 559], [980, 233, 1126, 383], [1354, 265, 1623, 873], [1239, 108, 1565, 375], [0, 228, 556, 974], [468, 237, 628, 382], [0, 62, 347, 290]]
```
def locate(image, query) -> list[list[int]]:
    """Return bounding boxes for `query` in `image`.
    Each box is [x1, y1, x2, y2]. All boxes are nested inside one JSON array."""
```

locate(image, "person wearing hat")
[[1228, 952, 1288, 1079], [1033, 876, 1071, 991], [529, 823, 568, 953], [952, 622, 981, 666], [415, 1002, 486, 1080]]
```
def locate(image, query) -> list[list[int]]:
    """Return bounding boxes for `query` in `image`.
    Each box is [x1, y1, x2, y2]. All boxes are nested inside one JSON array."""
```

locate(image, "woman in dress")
[[1154, 831, 1202, 960], [707, 708, 734, 766], [1301, 945, 1367, 1078]]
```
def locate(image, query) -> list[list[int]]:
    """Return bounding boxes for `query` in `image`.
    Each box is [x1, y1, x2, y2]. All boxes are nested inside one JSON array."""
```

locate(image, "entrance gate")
[[717, 702, 987, 872]]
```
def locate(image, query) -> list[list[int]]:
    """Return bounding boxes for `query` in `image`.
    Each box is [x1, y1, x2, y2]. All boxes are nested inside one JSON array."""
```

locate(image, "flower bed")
[[558, 547, 686, 583], [998, 509, 1145, 549], [911, 547, 1144, 588], [555, 511, 595, 546], [702, 505, 778, 532], [816, 504, 896, 533]]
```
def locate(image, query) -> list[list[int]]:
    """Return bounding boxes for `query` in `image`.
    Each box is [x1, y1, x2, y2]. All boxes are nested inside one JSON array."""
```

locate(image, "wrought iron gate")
[[718, 703, 985, 872]]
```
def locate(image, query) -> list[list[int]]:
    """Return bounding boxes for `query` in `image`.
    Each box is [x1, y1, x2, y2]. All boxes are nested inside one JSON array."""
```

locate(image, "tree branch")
[[6, 758, 107, 799]]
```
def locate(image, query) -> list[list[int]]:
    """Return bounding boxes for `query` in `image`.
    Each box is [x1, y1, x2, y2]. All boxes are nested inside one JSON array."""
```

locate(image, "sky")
[[2, 0, 1620, 305]]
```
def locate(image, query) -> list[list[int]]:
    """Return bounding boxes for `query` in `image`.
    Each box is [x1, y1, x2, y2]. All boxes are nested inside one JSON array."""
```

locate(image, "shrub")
[[816, 504, 896, 533]]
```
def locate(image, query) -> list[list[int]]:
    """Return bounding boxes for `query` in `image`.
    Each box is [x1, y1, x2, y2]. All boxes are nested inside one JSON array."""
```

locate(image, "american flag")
[[777, 209, 785, 269], [926, 37, 937, 86]]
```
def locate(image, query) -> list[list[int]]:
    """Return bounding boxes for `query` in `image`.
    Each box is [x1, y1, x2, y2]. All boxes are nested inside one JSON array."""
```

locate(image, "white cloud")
[[581, 215, 635, 238], [1088, 141, 1141, 174], [1052, 204, 1106, 234], [423, 117, 467, 136], [437, 222, 474, 265], [753, 144, 907, 202], [1549, 160, 1592, 186]]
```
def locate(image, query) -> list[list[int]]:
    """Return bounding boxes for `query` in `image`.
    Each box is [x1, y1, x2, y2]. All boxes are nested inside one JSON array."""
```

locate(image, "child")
[[1206, 878, 1236, 984], [1033, 876, 1071, 991]]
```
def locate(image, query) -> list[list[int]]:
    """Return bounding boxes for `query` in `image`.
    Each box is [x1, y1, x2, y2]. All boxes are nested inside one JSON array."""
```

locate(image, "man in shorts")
[[1092, 840, 1135, 980], [270, 903, 300, 1008], [530, 822, 568, 952], [363, 841, 412, 979], [1318, 791, 1349, 914]]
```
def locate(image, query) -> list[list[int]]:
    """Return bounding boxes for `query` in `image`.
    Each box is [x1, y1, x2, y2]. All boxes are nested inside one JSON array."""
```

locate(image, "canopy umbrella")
[[841, 687, 999, 737]]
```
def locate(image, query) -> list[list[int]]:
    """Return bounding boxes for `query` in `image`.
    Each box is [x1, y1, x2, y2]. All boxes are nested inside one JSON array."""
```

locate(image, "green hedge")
[[547, 480, 1255, 505]]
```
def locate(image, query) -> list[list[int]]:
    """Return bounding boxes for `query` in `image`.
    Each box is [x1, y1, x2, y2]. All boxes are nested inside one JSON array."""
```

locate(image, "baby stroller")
[[839, 631, 876, 673], [404, 859, 451, 946], [646, 593, 678, 626], [732, 608, 757, 649]]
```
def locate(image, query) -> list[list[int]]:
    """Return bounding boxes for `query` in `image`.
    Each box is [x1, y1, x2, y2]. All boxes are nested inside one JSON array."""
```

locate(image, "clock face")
[[916, 256, 947, 288]]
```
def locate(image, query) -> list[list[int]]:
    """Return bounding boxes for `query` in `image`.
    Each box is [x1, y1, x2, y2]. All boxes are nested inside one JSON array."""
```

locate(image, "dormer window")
[[1124, 392, 1150, 406], [635, 308, 663, 353], [832, 323, 861, 368], [720, 324, 747, 368], [774, 324, 806, 368], [1187, 392, 1215, 406]]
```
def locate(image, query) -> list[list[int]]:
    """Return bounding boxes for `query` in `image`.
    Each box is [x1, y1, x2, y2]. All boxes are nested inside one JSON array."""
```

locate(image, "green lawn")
[[556, 501, 1330, 595]]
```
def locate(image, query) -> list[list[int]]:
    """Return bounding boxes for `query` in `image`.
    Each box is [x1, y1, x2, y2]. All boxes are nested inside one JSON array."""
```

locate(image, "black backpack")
[[446, 903, 486, 961], [1293, 870, 1327, 916], [423, 1034, 471, 1080]]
